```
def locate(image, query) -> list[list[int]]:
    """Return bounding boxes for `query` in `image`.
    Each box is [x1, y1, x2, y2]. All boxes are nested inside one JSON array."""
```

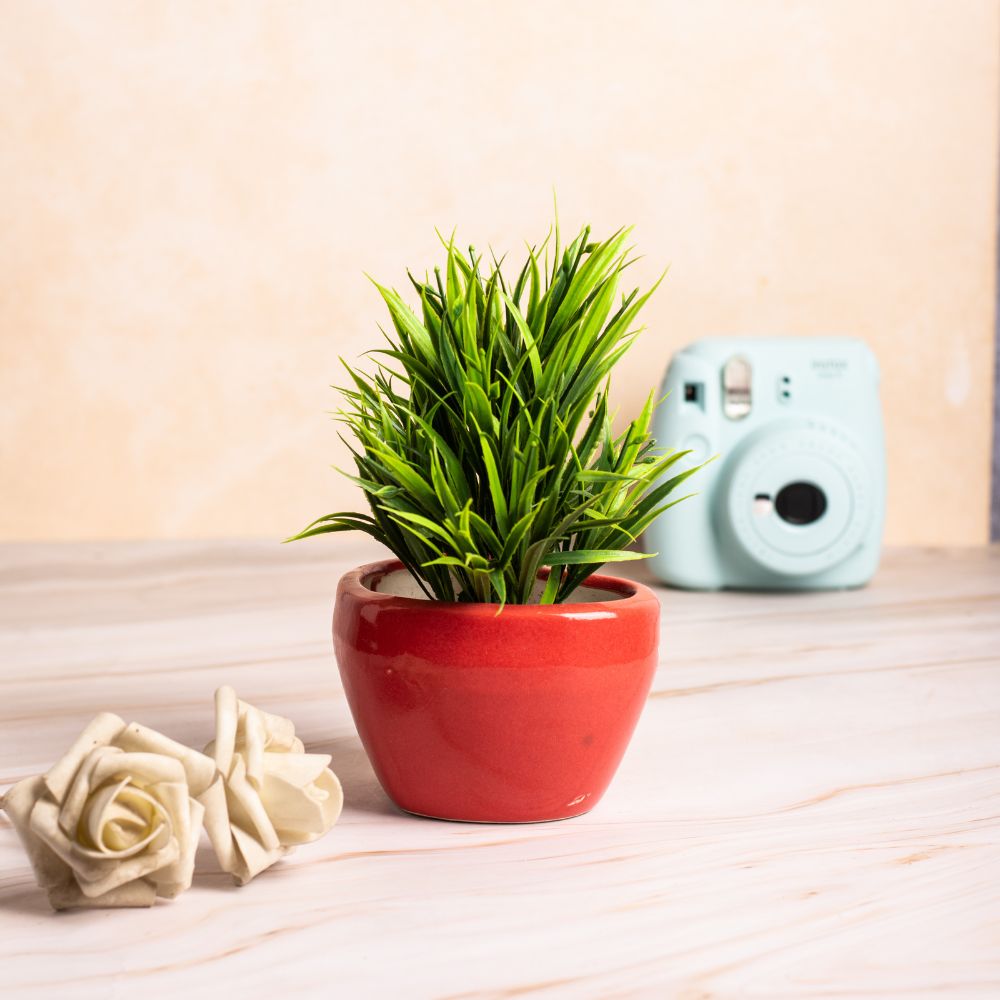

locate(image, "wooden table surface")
[[1, 541, 998, 998]]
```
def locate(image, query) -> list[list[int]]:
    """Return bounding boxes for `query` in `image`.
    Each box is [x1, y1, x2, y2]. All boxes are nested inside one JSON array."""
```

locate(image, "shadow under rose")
[[0, 883, 56, 917], [309, 733, 397, 819], [190, 841, 243, 893]]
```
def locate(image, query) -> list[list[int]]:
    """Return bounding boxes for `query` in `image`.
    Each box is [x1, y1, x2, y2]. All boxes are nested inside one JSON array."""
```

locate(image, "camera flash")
[[753, 494, 773, 517], [722, 356, 752, 419]]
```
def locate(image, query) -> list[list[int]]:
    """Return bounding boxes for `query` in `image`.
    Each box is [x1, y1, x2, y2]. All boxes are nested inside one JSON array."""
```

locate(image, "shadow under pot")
[[333, 559, 660, 823]]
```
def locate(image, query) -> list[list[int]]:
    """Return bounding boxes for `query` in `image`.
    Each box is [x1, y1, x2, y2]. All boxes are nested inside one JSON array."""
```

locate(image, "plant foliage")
[[290, 219, 702, 604]]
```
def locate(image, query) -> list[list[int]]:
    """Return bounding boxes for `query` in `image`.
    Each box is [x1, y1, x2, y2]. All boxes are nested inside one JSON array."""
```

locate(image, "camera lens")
[[775, 481, 827, 525]]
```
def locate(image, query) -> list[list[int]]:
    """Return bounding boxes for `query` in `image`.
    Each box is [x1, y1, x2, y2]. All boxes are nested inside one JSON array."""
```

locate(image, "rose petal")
[[241, 700, 298, 753], [154, 797, 204, 898], [89, 751, 185, 788], [262, 766, 343, 845], [224, 756, 280, 852], [198, 774, 238, 874], [230, 824, 285, 886], [57, 745, 121, 838], [115, 723, 216, 797], [212, 686, 239, 776], [143, 781, 190, 854], [48, 877, 158, 910], [262, 751, 332, 786], [241, 705, 267, 787], [1, 776, 74, 892], [29, 795, 180, 897], [44, 713, 125, 801], [75, 839, 181, 899], [74, 778, 171, 859]]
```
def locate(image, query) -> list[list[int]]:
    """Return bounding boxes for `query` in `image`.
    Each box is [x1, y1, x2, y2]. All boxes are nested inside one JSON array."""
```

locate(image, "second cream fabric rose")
[[200, 686, 343, 884]]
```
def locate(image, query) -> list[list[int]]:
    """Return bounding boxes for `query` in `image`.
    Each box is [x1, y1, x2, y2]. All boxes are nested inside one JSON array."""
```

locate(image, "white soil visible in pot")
[[370, 567, 629, 604]]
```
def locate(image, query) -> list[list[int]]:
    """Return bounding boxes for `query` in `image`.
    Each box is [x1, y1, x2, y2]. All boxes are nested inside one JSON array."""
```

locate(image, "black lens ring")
[[774, 481, 827, 526]]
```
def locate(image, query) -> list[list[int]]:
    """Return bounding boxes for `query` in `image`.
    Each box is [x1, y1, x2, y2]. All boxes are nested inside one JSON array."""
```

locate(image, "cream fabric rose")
[[0, 713, 212, 910], [200, 686, 343, 884]]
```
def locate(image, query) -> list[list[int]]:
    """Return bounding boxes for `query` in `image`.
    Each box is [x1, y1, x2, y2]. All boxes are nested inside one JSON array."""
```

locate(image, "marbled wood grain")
[[0, 541, 998, 999]]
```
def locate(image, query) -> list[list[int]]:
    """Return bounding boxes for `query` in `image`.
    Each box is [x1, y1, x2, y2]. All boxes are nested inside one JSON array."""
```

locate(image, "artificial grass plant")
[[290, 218, 701, 605]]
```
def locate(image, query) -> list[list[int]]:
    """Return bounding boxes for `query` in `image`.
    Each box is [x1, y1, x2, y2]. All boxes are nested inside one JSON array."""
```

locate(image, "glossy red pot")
[[333, 559, 660, 822]]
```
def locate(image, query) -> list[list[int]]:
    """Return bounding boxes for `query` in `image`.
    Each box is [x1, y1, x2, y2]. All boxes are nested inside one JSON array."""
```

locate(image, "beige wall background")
[[1, 1, 997, 545]]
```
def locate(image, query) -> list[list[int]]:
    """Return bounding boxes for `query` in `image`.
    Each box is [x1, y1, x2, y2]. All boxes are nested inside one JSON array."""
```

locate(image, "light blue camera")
[[646, 337, 885, 590]]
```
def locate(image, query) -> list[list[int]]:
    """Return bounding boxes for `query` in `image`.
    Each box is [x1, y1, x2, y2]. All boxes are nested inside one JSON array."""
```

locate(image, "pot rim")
[[340, 558, 660, 615]]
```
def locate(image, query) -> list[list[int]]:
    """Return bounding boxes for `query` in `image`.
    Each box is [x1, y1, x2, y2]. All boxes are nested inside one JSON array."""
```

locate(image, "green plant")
[[290, 219, 702, 604]]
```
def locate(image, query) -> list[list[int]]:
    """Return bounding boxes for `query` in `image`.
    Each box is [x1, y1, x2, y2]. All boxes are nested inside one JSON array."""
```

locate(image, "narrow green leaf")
[[545, 549, 650, 566]]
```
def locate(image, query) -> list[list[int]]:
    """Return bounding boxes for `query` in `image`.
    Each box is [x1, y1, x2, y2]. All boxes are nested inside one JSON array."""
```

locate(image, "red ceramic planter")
[[333, 559, 660, 823]]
